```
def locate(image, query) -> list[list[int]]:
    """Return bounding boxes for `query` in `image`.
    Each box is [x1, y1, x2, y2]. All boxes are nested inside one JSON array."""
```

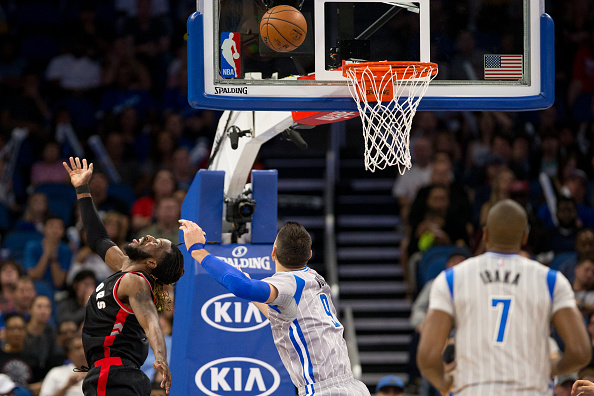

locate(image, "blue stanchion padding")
[[180, 170, 224, 244], [171, 243, 293, 395], [251, 170, 278, 244]]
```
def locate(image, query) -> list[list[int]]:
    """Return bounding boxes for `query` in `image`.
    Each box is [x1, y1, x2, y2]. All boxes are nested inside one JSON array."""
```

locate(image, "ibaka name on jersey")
[[95, 282, 106, 309], [479, 269, 521, 285]]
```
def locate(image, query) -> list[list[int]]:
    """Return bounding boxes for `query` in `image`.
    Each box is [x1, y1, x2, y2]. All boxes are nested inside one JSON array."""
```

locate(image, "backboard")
[[187, 0, 554, 111]]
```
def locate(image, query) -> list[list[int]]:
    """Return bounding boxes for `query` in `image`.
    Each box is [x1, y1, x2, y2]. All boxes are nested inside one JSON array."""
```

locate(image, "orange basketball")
[[260, 5, 307, 52]]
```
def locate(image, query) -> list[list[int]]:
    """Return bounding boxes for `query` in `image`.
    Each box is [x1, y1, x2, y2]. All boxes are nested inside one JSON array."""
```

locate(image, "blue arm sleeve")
[[201, 254, 272, 303]]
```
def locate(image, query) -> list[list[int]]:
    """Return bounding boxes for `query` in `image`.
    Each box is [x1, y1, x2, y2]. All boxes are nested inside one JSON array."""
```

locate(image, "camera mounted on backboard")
[[225, 192, 257, 242]]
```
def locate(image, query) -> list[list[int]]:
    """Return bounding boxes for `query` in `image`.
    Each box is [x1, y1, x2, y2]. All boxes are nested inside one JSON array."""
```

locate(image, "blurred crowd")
[[0, 0, 218, 395]]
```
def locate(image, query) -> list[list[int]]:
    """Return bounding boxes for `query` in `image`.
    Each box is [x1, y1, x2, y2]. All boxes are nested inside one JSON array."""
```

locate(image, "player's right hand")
[[178, 219, 206, 249], [63, 157, 94, 187], [154, 360, 171, 394], [573, 379, 594, 396]]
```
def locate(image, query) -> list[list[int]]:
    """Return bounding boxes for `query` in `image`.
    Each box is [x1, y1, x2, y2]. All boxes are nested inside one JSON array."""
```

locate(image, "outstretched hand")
[[179, 220, 207, 249], [62, 157, 94, 187], [153, 360, 171, 394]]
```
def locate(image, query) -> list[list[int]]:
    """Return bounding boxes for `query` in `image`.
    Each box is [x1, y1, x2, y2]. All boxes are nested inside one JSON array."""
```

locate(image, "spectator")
[[479, 167, 515, 227], [573, 257, 594, 318], [0, 260, 23, 313], [87, 172, 129, 216], [13, 278, 36, 319], [30, 141, 69, 187], [52, 320, 78, 367], [45, 36, 102, 94], [560, 228, 594, 283], [375, 375, 406, 396], [408, 184, 469, 258], [0, 313, 42, 391], [392, 137, 433, 226], [171, 147, 196, 192], [23, 296, 58, 379], [39, 336, 85, 396], [537, 169, 594, 228], [137, 196, 181, 245], [0, 371, 33, 396], [23, 216, 71, 296], [102, 132, 141, 190], [14, 193, 49, 233], [131, 169, 176, 232], [537, 196, 581, 255], [56, 271, 97, 327]]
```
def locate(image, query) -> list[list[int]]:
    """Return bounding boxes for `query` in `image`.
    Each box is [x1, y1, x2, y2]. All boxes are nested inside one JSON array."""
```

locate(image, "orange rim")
[[342, 61, 438, 80]]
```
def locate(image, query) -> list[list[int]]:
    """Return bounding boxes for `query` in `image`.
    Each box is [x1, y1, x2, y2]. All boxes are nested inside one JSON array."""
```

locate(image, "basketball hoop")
[[342, 61, 438, 174]]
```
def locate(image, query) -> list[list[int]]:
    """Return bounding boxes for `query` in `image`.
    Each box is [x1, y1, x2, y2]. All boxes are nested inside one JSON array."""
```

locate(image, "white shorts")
[[298, 374, 371, 396]]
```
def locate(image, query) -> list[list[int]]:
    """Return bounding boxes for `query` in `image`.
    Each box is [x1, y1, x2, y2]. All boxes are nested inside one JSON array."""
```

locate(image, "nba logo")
[[221, 32, 241, 79]]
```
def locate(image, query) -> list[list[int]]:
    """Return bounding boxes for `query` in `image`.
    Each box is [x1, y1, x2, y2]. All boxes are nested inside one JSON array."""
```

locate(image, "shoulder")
[[117, 272, 154, 299]]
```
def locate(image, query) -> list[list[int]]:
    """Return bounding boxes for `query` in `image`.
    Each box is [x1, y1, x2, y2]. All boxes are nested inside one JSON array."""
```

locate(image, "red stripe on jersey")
[[103, 308, 129, 358], [113, 276, 133, 314]]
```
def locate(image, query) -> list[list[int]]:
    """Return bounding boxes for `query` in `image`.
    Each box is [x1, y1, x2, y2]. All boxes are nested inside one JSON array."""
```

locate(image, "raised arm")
[[178, 219, 278, 304], [63, 157, 125, 272], [117, 273, 171, 393]]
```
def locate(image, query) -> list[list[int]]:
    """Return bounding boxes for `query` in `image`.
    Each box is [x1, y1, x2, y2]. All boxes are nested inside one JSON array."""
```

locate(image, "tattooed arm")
[[118, 273, 171, 394]]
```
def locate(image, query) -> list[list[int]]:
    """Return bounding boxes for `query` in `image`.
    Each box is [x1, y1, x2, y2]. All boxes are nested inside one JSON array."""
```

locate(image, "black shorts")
[[82, 357, 150, 396]]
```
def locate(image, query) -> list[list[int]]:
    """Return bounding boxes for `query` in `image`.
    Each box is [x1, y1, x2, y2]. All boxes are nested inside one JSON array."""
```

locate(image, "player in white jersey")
[[417, 199, 591, 396], [179, 219, 370, 396]]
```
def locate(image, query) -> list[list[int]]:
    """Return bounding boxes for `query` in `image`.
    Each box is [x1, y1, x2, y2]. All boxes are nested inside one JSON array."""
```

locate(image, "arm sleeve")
[[201, 254, 271, 303], [78, 197, 116, 260]]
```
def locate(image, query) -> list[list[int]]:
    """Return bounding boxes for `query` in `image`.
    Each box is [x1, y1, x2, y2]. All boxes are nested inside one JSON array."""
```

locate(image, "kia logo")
[[232, 246, 248, 257], [201, 293, 269, 332], [195, 357, 281, 395]]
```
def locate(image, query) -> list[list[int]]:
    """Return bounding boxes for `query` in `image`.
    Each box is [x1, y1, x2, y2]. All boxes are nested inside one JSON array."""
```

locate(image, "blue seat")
[[417, 245, 469, 290], [34, 183, 76, 204], [108, 183, 136, 211], [549, 252, 577, 271], [2, 231, 42, 263]]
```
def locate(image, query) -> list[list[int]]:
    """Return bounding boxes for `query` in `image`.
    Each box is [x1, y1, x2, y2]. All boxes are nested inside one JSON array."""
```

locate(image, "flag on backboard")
[[484, 54, 523, 80]]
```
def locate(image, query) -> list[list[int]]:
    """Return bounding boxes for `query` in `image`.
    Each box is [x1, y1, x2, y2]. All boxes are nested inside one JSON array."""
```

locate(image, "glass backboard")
[[187, 0, 554, 111]]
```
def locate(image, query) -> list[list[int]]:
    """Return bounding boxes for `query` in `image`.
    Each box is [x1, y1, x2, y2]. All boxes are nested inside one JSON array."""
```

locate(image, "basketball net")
[[343, 61, 438, 174]]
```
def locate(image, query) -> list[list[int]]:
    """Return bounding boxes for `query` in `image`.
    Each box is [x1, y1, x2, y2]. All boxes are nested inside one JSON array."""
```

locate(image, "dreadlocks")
[[151, 243, 185, 311]]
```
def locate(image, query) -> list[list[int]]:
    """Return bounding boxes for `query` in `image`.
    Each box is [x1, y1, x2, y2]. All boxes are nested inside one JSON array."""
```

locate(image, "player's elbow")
[[574, 344, 592, 368]]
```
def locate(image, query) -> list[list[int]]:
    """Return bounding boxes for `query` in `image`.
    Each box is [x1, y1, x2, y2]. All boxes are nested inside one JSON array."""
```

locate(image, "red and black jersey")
[[82, 271, 155, 368]]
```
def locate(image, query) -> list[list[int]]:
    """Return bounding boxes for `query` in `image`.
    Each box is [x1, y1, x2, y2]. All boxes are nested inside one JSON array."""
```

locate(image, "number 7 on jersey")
[[491, 297, 512, 344]]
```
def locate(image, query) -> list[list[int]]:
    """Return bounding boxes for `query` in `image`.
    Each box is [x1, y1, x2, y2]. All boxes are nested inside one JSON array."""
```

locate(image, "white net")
[[344, 62, 437, 173]]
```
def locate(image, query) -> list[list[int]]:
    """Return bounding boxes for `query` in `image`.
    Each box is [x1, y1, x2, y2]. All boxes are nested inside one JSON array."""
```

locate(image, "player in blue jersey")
[[179, 219, 370, 396]]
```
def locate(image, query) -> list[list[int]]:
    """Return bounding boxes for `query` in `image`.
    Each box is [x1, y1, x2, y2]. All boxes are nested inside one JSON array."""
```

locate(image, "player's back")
[[264, 267, 362, 394], [430, 252, 575, 396]]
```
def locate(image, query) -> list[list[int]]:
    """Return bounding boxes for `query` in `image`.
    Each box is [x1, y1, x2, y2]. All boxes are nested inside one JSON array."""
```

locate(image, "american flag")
[[484, 54, 523, 80]]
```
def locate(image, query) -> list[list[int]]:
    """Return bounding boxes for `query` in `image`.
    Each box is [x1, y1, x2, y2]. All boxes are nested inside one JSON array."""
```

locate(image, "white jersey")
[[263, 267, 370, 396], [430, 252, 576, 396]]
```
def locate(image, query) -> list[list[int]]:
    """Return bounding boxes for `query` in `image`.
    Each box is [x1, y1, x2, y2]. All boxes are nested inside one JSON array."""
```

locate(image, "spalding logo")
[[201, 293, 269, 332], [232, 246, 248, 257], [195, 357, 281, 396]]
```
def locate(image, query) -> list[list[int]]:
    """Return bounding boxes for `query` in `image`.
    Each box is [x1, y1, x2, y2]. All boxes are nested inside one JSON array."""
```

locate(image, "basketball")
[[259, 5, 307, 52]]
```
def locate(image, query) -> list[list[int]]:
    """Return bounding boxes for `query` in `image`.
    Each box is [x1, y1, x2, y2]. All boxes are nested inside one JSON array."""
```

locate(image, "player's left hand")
[[153, 360, 171, 394]]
